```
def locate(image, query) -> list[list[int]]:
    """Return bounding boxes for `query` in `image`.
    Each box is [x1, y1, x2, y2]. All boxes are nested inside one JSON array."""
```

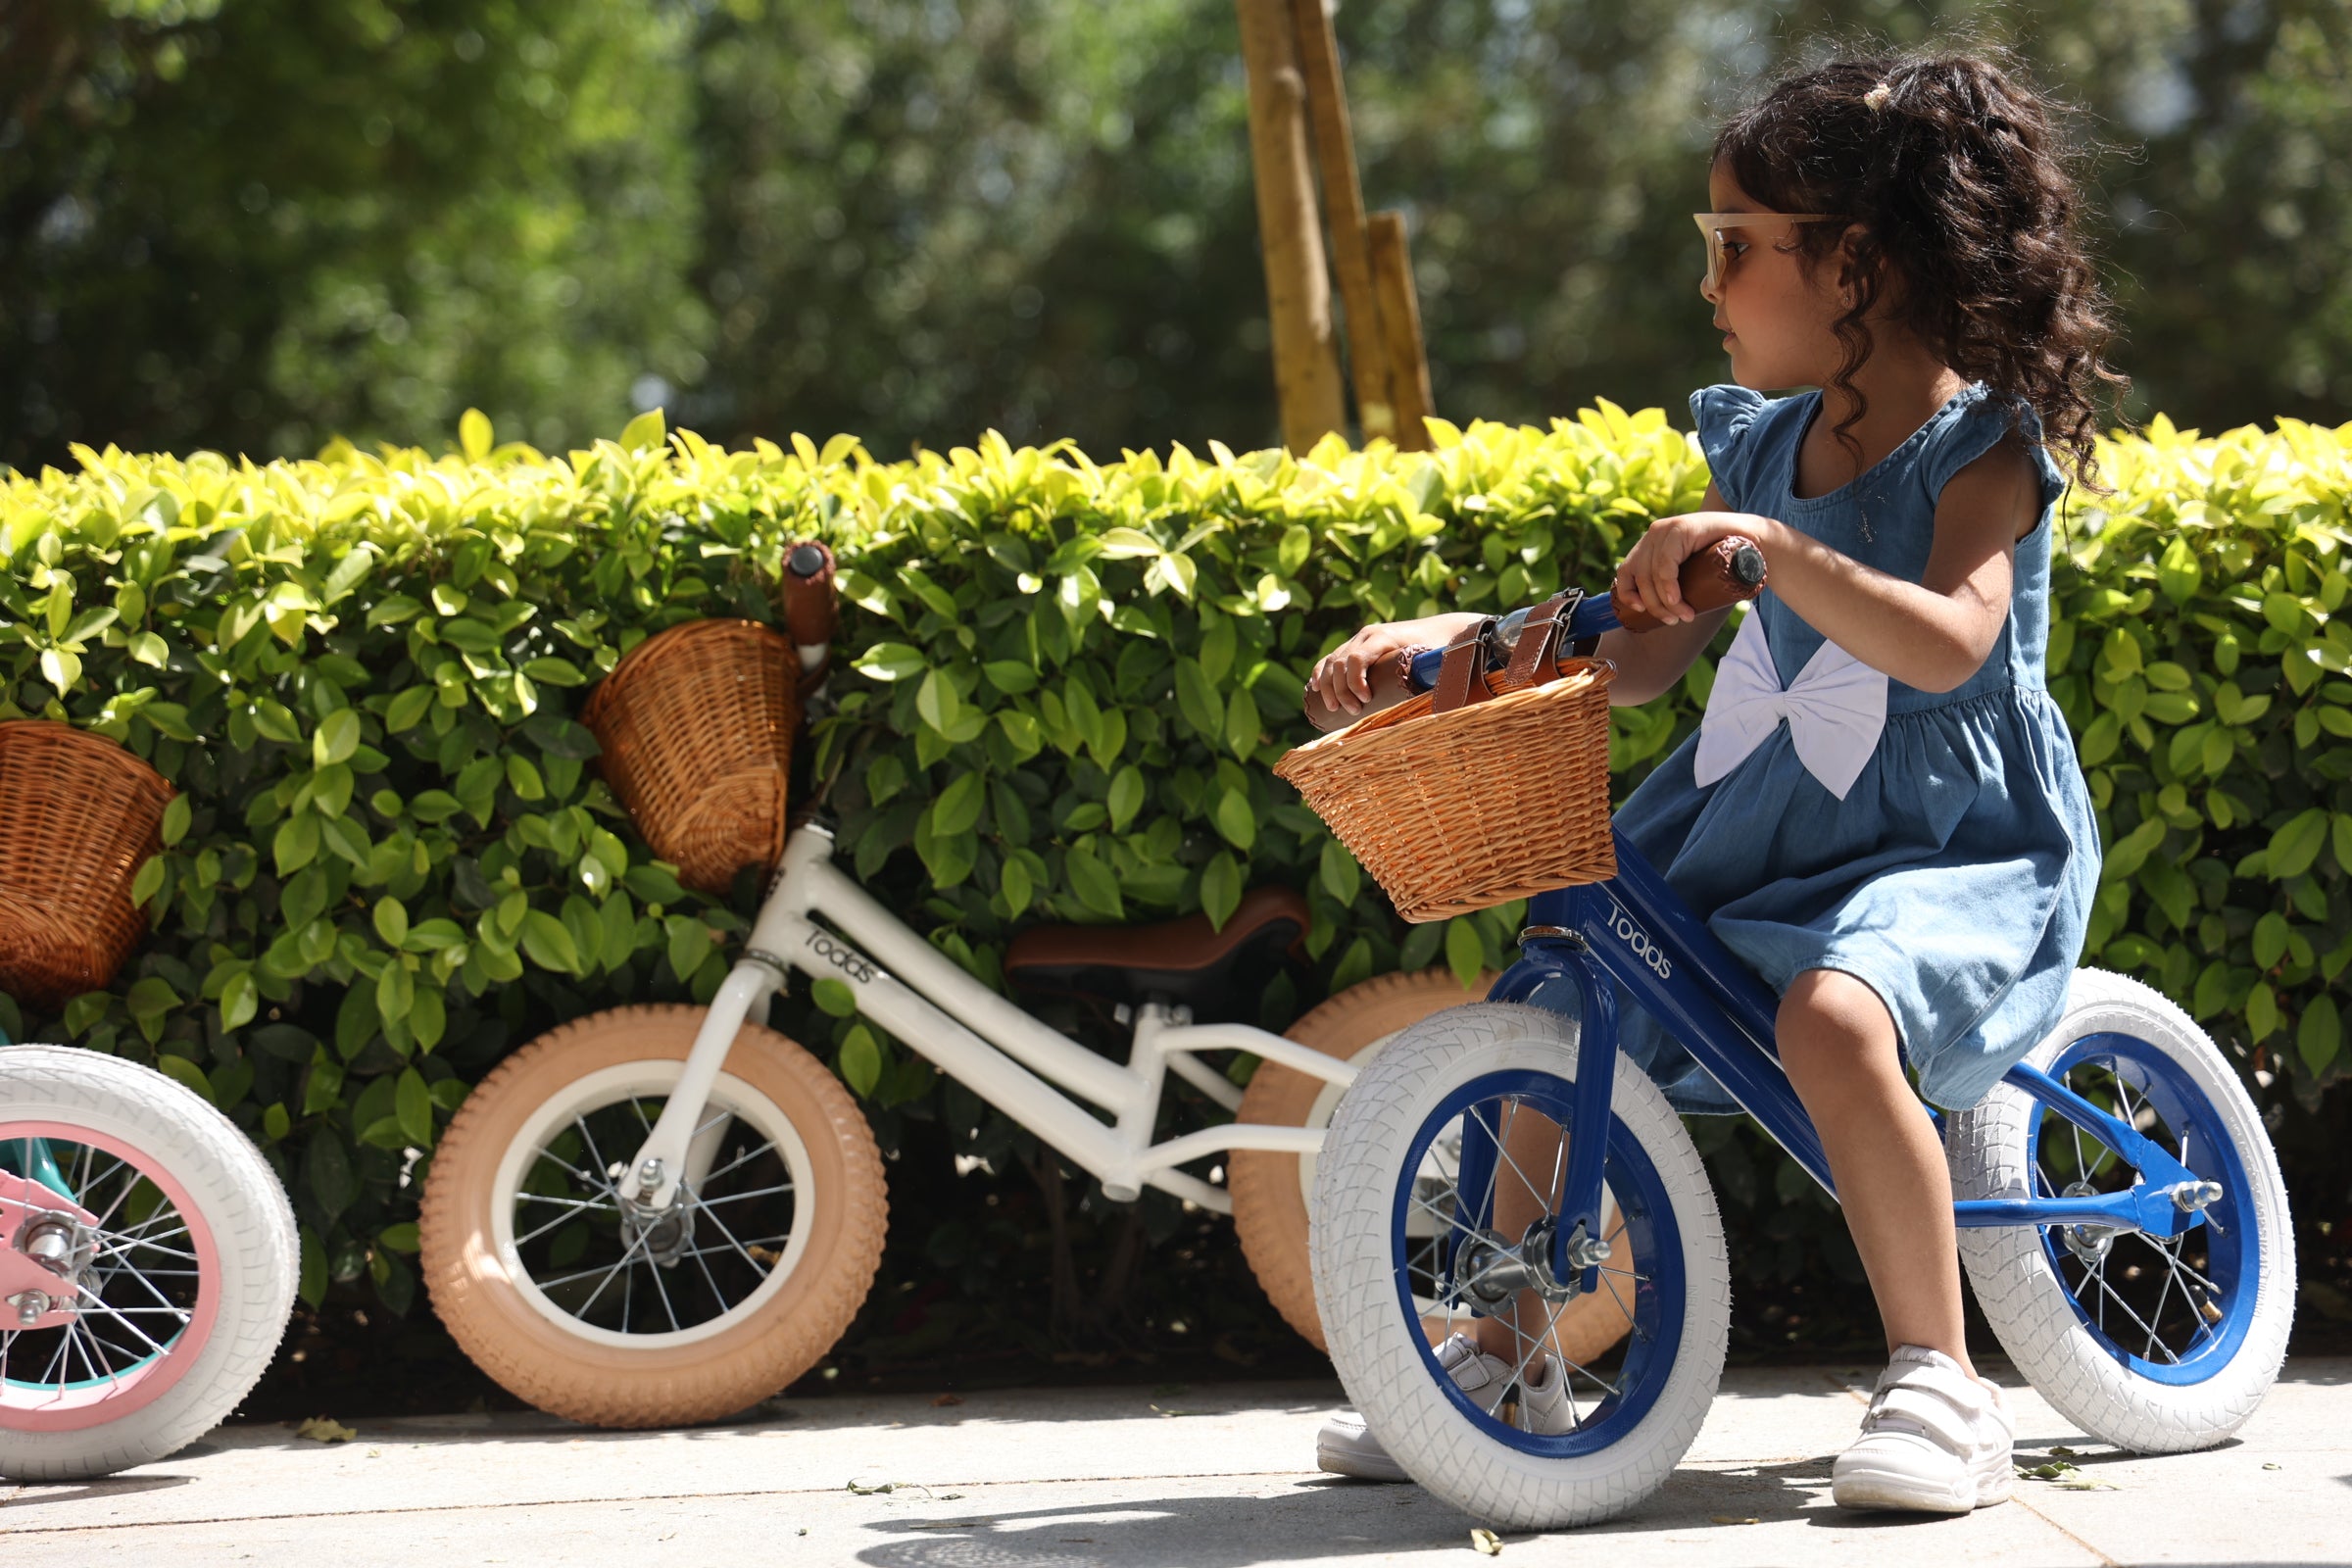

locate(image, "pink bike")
[[2, 1037, 296, 1480]]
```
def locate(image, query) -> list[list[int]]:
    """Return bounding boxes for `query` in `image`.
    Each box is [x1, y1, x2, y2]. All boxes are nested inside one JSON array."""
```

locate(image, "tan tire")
[[1231, 969, 1636, 1365], [420, 1005, 885, 1428]]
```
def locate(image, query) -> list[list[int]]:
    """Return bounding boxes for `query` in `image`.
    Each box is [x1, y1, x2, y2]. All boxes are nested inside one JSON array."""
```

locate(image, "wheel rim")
[[489, 1062, 817, 1348], [2030, 1032, 2257, 1386], [1392, 1068, 1683, 1457], [1, 1123, 220, 1429]]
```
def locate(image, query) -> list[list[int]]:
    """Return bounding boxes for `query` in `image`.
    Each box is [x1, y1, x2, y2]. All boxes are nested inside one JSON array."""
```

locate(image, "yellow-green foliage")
[[0, 404, 2344, 1314]]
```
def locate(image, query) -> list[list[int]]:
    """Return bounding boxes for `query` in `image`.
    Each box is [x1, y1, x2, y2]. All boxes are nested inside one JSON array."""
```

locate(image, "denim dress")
[[1609, 383, 2103, 1114]]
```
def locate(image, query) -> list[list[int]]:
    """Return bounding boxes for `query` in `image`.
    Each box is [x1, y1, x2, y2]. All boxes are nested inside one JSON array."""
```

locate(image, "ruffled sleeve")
[[1689, 385, 1771, 512], [1919, 389, 2069, 515]]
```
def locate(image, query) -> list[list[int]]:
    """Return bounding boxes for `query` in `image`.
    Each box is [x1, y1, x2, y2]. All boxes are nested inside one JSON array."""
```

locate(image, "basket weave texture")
[[0, 720, 175, 1007], [1274, 660, 1616, 923], [580, 618, 800, 894]]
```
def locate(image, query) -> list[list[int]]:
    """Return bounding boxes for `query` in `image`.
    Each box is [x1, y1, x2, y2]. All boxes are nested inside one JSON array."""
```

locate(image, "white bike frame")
[[614, 823, 1357, 1214]]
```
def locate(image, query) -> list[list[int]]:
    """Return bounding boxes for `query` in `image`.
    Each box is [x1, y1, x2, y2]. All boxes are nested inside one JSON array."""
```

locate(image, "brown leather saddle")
[[1002, 884, 1311, 1019]]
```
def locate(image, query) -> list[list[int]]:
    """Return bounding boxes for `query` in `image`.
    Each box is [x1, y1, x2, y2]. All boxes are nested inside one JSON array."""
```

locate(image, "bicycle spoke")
[[685, 1179, 796, 1207]]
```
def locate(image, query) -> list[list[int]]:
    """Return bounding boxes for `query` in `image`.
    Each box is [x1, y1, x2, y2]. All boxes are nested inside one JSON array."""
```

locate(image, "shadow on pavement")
[[843, 1459, 1861, 1568]]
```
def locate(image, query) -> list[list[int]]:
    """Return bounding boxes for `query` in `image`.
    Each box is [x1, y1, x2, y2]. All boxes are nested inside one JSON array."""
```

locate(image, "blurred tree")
[[3, 0, 2345, 470], [0, 0, 710, 467]]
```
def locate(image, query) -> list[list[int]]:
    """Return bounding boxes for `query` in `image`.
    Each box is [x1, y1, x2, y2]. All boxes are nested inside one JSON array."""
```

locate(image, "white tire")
[[1947, 967, 2292, 1453], [1309, 1004, 1728, 1529], [0, 1045, 297, 1481]]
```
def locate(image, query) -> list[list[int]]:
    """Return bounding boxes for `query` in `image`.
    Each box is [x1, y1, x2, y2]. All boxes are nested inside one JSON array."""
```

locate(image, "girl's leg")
[[1775, 967, 1972, 1374], [1471, 1100, 1565, 1371]]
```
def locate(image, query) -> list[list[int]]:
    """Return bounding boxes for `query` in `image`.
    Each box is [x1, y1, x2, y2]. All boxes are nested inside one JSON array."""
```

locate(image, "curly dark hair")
[[1714, 49, 2127, 485]]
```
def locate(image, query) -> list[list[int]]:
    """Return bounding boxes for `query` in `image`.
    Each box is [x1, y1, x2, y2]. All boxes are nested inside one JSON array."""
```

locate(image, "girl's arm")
[[1616, 440, 2041, 694]]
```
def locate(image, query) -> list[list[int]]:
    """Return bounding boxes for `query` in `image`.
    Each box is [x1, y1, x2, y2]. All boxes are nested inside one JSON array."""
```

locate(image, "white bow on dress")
[[1691, 609, 1887, 801]]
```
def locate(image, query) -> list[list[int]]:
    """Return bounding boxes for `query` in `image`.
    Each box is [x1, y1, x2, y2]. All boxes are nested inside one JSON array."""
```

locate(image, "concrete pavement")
[[4, 1359, 2345, 1567]]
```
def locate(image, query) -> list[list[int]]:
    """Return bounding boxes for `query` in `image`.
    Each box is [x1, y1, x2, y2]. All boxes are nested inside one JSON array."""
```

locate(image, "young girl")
[[1307, 51, 2118, 1513]]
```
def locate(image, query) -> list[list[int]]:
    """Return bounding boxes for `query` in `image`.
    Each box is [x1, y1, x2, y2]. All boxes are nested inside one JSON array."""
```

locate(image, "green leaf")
[[1224, 686, 1261, 759], [314, 707, 361, 767], [1065, 843, 1124, 918], [409, 986, 447, 1054], [1001, 854, 1034, 915], [396, 1068, 434, 1145], [2298, 993, 2342, 1075], [521, 657, 586, 687], [373, 897, 410, 948], [1106, 765, 1145, 831], [619, 407, 667, 453], [520, 909, 581, 974], [1174, 658, 1221, 740], [375, 960, 415, 1027], [154, 1052, 214, 1104], [1446, 918, 1485, 990], [838, 1025, 883, 1097], [130, 853, 167, 908], [306, 1132, 356, 1223], [1319, 838, 1360, 905], [160, 795, 192, 847], [1095, 526, 1161, 559], [2267, 808, 2328, 880], [915, 668, 964, 734], [853, 642, 928, 682], [1212, 788, 1256, 850], [812, 977, 859, 1016], [982, 661, 1039, 694], [1200, 851, 1242, 931], [460, 408, 493, 462], [933, 770, 985, 837], [664, 913, 713, 981], [219, 966, 259, 1031], [273, 813, 320, 876]]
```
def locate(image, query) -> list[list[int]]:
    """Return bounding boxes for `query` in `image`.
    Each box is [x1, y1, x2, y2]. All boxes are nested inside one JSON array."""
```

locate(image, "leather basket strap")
[[1502, 591, 1577, 690], [1432, 619, 1496, 714]]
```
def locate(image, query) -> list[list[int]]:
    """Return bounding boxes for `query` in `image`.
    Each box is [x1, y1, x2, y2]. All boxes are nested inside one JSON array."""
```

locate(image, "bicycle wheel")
[[1231, 968, 1489, 1349], [1310, 1004, 1727, 1529], [0, 1046, 296, 1481], [419, 1005, 886, 1427], [1946, 967, 2292, 1452]]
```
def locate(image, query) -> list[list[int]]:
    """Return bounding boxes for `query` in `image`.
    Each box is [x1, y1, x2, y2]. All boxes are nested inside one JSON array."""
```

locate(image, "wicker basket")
[[0, 721, 175, 1007], [580, 619, 800, 894], [1274, 659, 1616, 922]]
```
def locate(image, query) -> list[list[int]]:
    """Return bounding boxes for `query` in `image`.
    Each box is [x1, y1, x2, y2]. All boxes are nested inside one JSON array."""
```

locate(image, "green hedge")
[[1, 404, 2345, 1321]]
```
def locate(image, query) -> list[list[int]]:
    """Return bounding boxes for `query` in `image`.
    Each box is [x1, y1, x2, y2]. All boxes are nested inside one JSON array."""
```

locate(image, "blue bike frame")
[[1404, 598, 2212, 1294]]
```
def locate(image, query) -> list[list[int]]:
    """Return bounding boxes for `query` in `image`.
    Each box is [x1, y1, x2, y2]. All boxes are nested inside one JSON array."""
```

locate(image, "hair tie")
[[1864, 81, 1893, 112]]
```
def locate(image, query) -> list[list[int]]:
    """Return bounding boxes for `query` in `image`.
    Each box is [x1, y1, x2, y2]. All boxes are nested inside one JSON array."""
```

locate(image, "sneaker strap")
[[1863, 1362, 1990, 1456]]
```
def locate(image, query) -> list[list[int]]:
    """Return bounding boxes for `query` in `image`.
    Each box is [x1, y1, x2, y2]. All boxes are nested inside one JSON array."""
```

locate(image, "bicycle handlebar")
[[1302, 537, 1766, 732]]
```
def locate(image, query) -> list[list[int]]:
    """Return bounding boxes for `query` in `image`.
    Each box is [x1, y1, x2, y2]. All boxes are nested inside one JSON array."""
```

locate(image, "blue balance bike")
[[1302, 563, 2294, 1529]]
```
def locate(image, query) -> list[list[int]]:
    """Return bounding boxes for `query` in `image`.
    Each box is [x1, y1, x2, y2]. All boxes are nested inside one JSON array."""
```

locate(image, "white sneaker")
[[1831, 1346, 2015, 1513], [1316, 1333, 1570, 1482]]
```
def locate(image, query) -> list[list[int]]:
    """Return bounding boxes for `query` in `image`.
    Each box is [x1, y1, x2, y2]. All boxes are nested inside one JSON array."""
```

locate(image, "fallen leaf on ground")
[[2263, 1462, 2282, 1470], [295, 1416, 356, 1444], [1708, 1515, 1759, 1525], [1471, 1527, 1502, 1555], [931, 1393, 964, 1407]]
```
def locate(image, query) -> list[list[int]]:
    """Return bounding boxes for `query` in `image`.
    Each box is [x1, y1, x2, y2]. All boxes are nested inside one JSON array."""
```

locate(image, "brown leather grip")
[[1610, 536, 1767, 633], [781, 541, 837, 648]]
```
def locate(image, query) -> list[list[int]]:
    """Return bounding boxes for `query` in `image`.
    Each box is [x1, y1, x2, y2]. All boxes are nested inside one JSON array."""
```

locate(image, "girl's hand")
[[1310, 620, 1428, 719], [1616, 512, 1779, 625]]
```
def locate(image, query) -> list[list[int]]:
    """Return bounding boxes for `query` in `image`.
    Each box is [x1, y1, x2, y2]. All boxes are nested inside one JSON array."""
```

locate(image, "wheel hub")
[[617, 1191, 697, 1268], [2058, 1180, 2119, 1265], [7, 1211, 94, 1326], [1452, 1218, 1605, 1309]]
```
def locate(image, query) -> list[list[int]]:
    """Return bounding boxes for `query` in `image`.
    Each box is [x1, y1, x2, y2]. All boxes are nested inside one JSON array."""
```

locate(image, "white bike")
[[417, 823, 1541, 1426]]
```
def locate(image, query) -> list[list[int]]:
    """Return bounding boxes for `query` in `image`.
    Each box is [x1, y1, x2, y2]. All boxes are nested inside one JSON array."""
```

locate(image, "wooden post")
[[1234, 0, 1346, 454], [1366, 210, 1435, 451], [1287, 0, 1393, 442]]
